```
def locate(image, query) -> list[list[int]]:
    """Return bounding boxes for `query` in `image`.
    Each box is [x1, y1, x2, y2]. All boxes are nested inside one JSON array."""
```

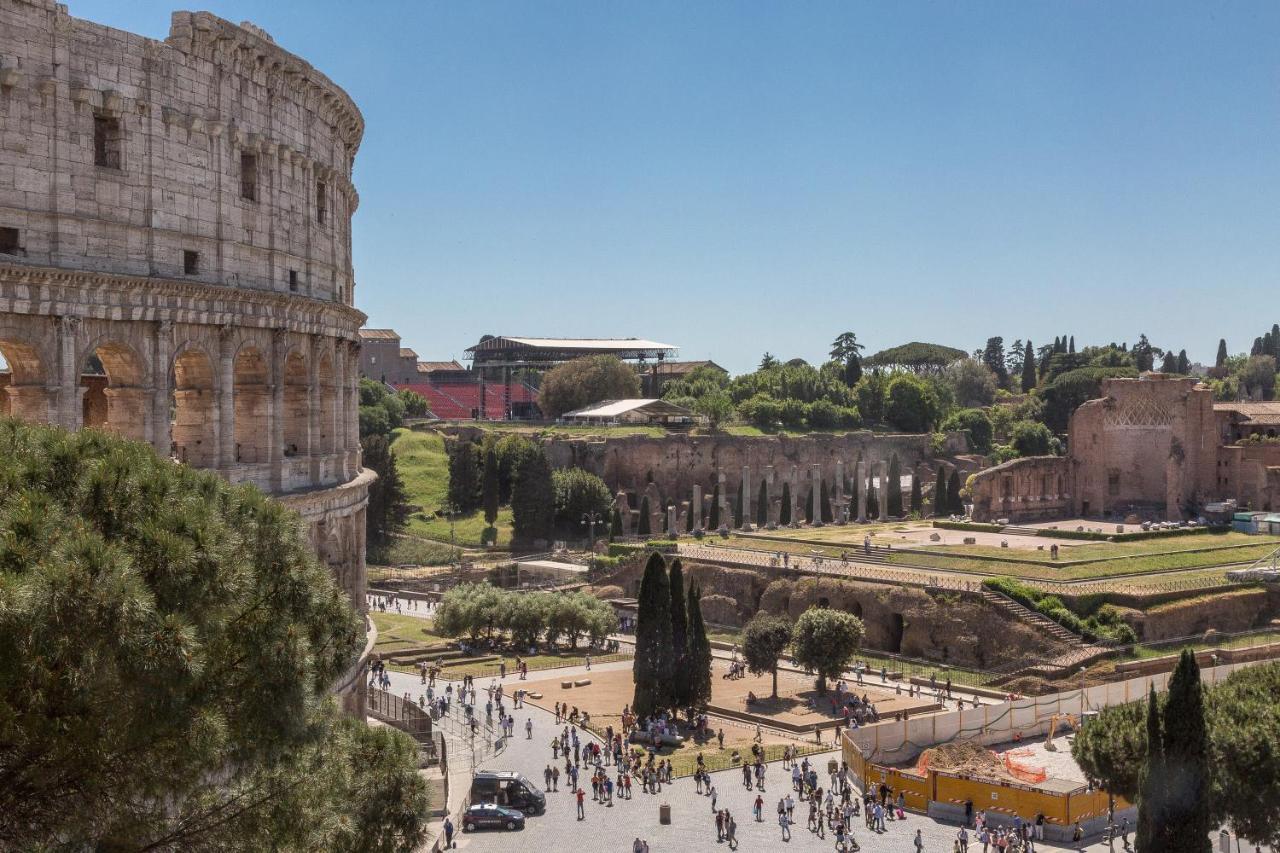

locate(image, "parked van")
[[470, 771, 546, 815]]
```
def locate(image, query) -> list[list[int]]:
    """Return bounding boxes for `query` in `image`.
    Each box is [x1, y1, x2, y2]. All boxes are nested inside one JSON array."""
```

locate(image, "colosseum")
[[0, 2, 373, 710]]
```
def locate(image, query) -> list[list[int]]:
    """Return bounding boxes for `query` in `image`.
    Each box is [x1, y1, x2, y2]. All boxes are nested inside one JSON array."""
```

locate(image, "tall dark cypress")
[[686, 582, 713, 709], [887, 454, 903, 517], [610, 506, 622, 540], [1215, 339, 1228, 368], [1021, 341, 1036, 392], [632, 553, 673, 718], [756, 478, 768, 527], [947, 471, 962, 516], [779, 482, 791, 525], [1159, 650, 1211, 852], [709, 483, 721, 530], [934, 465, 948, 516], [668, 558, 690, 709], [909, 470, 923, 515], [481, 447, 500, 526], [1135, 686, 1166, 853], [637, 496, 651, 536], [820, 479, 833, 523], [865, 483, 878, 519], [1068, 335, 1075, 354]]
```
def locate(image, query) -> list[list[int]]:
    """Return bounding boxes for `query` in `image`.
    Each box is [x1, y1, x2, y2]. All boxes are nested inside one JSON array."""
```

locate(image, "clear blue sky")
[[72, 1, 1280, 373]]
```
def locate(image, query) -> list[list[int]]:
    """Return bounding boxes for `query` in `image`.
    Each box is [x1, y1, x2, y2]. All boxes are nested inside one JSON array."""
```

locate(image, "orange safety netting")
[[1002, 754, 1048, 784]]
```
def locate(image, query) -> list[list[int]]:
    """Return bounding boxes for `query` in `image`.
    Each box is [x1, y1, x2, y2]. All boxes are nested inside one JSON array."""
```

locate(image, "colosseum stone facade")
[[0, 1, 373, 710]]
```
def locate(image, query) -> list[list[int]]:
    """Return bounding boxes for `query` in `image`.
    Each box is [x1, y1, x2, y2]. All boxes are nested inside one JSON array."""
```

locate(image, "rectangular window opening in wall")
[[0, 227, 19, 255], [93, 113, 122, 169], [289, 269, 299, 292], [183, 250, 199, 276], [240, 152, 258, 201], [316, 181, 327, 224]]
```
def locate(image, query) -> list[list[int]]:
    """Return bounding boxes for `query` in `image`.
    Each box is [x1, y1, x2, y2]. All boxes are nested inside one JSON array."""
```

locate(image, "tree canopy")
[[742, 613, 793, 699], [790, 607, 864, 695], [864, 342, 968, 374], [0, 419, 427, 850], [538, 355, 642, 419]]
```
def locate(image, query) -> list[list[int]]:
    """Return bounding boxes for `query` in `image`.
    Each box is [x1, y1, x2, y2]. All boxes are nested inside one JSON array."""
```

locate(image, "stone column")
[[811, 464, 822, 525], [151, 320, 173, 457], [666, 504, 678, 537], [269, 329, 286, 493], [834, 459, 845, 506], [345, 341, 360, 471], [717, 468, 730, 529], [218, 325, 236, 469], [308, 334, 322, 486], [764, 465, 775, 529], [334, 338, 349, 479], [741, 465, 752, 530], [878, 460, 890, 521], [614, 491, 633, 536], [692, 485, 703, 531], [789, 465, 799, 525], [856, 460, 867, 523], [55, 315, 81, 429]]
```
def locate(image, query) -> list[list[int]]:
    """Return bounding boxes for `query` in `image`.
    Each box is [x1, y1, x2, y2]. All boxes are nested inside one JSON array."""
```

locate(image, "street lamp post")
[[581, 510, 604, 570]]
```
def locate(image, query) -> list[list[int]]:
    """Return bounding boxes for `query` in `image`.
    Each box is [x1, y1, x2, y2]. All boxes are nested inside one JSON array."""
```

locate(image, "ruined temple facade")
[[971, 375, 1280, 522], [0, 2, 371, 709]]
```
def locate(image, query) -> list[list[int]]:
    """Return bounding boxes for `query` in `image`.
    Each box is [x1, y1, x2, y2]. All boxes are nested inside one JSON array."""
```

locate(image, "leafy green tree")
[[830, 332, 865, 386], [853, 371, 889, 424], [694, 392, 735, 431], [446, 439, 481, 512], [1241, 355, 1277, 400], [537, 355, 642, 419], [638, 496, 652, 536], [686, 583, 713, 709], [909, 471, 923, 515], [482, 446, 500, 526], [511, 448, 554, 544], [1176, 349, 1190, 375], [759, 352, 779, 371], [1132, 333, 1158, 372], [668, 559, 690, 707], [864, 342, 967, 375], [363, 433, 408, 562], [742, 614, 793, 699], [791, 607, 864, 695], [1159, 351, 1177, 373], [944, 358, 999, 407], [1021, 340, 1037, 392], [941, 408, 994, 455], [1073, 697, 1146, 801], [632, 553, 673, 717], [1010, 420, 1053, 457], [358, 377, 407, 438], [947, 471, 962, 515], [886, 454, 903, 517], [1040, 366, 1139, 432], [779, 482, 791, 525], [0, 421, 427, 850], [494, 434, 538, 503], [552, 467, 612, 536], [981, 337, 1009, 388], [884, 373, 941, 433], [1160, 650, 1210, 852], [934, 465, 948, 516], [398, 389, 429, 418]]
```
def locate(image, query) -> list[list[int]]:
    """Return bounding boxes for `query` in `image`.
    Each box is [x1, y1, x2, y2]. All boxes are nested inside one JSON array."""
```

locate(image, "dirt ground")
[[710, 664, 938, 725]]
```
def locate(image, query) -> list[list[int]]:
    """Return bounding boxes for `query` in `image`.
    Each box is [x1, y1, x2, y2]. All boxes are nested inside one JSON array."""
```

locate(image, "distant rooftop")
[[358, 328, 400, 341]]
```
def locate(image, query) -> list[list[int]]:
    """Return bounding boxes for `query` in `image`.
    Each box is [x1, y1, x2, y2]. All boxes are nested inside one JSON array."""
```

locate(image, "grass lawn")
[[371, 611, 451, 652], [434, 649, 632, 680], [390, 428, 515, 547], [382, 535, 461, 566]]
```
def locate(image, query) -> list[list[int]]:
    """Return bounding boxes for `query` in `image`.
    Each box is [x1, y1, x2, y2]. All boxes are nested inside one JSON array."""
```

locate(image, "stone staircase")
[[1000, 525, 1040, 537], [980, 588, 1082, 645]]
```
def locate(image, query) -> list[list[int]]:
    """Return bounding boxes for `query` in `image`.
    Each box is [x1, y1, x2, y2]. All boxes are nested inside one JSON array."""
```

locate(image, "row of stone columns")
[[611, 458, 919, 535]]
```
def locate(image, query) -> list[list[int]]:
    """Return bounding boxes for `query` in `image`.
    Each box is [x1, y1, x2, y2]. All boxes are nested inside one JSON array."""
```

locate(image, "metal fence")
[[367, 687, 441, 765]]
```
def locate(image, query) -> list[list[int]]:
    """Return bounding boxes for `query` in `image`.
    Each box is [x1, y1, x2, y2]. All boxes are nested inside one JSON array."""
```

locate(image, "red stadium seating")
[[395, 381, 538, 421]]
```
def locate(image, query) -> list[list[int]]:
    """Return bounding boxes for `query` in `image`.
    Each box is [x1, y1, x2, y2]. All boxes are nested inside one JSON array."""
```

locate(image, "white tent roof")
[[562, 398, 692, 419]]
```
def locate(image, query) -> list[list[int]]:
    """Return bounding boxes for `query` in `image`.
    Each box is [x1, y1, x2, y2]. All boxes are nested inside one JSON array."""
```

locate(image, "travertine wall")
[[0, 2, 371, 710]]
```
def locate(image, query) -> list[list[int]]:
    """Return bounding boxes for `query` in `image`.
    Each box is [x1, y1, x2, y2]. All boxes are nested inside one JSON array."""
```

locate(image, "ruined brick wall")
[[1125, 588, 1276, 643], [969, 455, 1073, 523]]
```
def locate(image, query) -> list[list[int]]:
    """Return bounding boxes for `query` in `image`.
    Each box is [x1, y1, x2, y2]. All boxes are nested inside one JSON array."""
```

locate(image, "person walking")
[[552, 765, 560, 791], [915, 828, 925, 852], [779, 808, 791, 842], [526, 718, 533, 739], [958, 826, 969, 852], [726, 811, 738, 850], [710, 783, 717, 812], [544, 765, 552, 791], [576, 787, 586, 820], [716, 810, 725, 842], [442, 816, 454, 849]]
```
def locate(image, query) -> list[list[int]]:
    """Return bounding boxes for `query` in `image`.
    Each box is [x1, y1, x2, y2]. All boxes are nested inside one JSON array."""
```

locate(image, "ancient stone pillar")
[[614, 490, 632, 536], [218, 325, 236, 469], [718, 468, 730, 529], [811, 463, 823, 526], [334, 339, 350, 479], [150, 320, 172, 456], [741, 465, 752, 530], [269, 329, 286, 493], [692, 484, 703, 531], [789, 465, 800, 525], [308, 334, 323, 485], [55, 315, 81, 429], [667, 504, 678, 537], [879, 460, 890, 521], [856, 460, 867, 523], [765, 465, 775, 529], [834, 459, 845, 506]]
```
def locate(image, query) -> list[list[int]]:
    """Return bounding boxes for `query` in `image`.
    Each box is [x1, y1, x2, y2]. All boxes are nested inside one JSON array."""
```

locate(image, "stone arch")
[[80, 338, 148, 442], [233, 345, 270, 464], [317, 350, 336, 454], [282, 347, 308, 457], [0, 332, 52, 423], [170, 344, 217, 467]]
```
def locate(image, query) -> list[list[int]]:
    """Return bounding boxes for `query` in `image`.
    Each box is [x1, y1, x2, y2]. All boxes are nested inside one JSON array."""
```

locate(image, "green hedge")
[[933, 520, 1004, 533], [1035, 526, 1218, 543], [983, 576, 1137, 645], [607, 543, 643, 558]]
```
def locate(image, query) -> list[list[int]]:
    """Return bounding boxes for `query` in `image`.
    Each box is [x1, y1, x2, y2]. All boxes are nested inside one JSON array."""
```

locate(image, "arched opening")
[[282, 349, 308, 457], [171, 347, 217, 467], [318, 351, 336, 454], [81, 341, 147, 442], [847, 600, 863, 620], [887, 613, 905, 654], [0, 340, 51, 423], [233, 347, 269, 464]]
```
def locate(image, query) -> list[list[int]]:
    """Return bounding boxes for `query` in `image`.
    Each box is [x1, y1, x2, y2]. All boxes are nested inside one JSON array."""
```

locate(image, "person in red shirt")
[[576, 787, 586, 820]]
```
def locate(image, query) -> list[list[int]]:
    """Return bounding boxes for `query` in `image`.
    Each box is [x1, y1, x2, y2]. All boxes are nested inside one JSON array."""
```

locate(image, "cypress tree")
[[820, 479, 833, 523], [1273, 324, 1280, 358], [1215, 339, 1228, 368], [803, 487, 815, 524], [1053, 335, 1062, 354], [446, 440, 480, 512], [481, 447, 499, 526], [686, 583, 713, 709], [668, 559, 690, 708], [779, 482, 791, 525], [686, 501, 695, 533], [1068, 335, 1075, 354], [887, 454, 903, 517], [756, 478, 768, 527], [638, 496, 651, 536], [1020, 340, 1036, 393], [632, 552, 673, 718], [709, 483, 721, 530], [735, 480, 744, 529], [947, 471, 962, 516], [934, 465, 948, 516], [1176, 349, 1190, 375], [610, 507, 622, 540], [865, 483, 878, 519], [910, 471, 923, 515], [511, 448, 554, 544], [1136, 686, 1166, 853], [1159, 650, 1211, 852]]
